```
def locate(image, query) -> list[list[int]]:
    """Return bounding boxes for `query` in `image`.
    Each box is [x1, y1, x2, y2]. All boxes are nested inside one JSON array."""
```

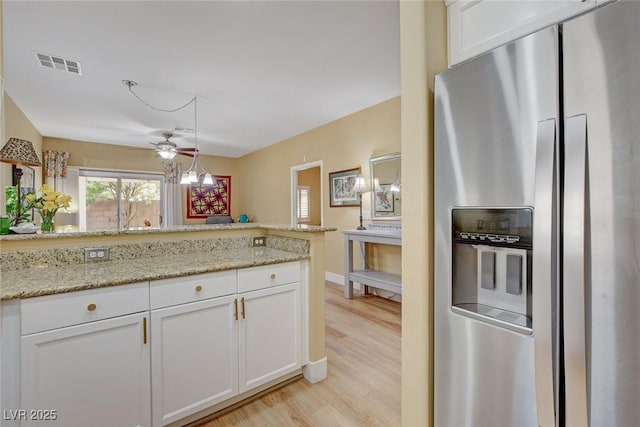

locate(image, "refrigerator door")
[[563, 3, 640, 426], [434, 27, 559, 427]]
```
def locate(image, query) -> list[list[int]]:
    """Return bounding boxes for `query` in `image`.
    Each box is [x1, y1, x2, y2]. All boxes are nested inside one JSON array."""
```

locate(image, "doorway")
[[290, 160, 323, 226]]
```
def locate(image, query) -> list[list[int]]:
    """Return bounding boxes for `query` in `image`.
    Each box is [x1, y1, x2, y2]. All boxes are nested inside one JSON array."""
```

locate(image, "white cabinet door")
[[21, 312, 151, 427], [238, 283, 301, 393], [151, 295, 238, 426], [447, 0, 596, 66]]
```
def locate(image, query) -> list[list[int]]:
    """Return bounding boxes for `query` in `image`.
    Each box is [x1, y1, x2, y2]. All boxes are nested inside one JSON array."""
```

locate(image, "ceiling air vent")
[[33, 52, 83, 75]]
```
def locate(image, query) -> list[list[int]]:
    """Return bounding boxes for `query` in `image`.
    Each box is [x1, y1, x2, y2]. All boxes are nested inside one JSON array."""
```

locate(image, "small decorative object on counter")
[[238, 213, 249, 223], [0, 215, 10, 235], [9, 222, 39, 234], [23, 184, 72, 233]]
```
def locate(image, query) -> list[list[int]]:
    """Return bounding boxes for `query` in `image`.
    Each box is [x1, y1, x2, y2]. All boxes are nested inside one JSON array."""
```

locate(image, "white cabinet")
[[447, 0, 596, 66], [150, 262, 303, 425], [2, 262, 305, 427], [238, 282, 301, 393], [150, 271, 238, 426], [19, 283, 151, 427]]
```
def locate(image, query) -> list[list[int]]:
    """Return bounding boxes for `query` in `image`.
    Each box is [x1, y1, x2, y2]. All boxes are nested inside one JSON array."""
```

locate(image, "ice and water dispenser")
[[451, 208, 533, 334]]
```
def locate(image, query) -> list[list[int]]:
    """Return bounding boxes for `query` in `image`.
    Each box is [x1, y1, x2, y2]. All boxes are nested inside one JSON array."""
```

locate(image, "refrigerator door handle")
[[532, 118, 558, 427], [563, 114, 589, 427]]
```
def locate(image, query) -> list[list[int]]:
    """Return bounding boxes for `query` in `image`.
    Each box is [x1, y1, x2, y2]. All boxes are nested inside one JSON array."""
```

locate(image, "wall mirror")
[[370, 152, 401, 220]]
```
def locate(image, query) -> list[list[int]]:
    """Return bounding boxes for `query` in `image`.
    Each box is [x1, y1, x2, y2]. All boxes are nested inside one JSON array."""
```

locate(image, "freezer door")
[[563, 3, 640, 426], [434, 26, 560, 427]]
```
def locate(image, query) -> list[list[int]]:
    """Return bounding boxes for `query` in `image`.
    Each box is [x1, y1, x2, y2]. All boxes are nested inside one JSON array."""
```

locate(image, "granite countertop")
[[0, 223, 336, 241], [1, 247, 309, 301]]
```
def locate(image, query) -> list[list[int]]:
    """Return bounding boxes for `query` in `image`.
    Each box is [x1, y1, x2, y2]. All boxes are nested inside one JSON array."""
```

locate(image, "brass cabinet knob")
[[270, 273, 276, 280], [87, 303, 97, 312], [195, 285, 203, 292]]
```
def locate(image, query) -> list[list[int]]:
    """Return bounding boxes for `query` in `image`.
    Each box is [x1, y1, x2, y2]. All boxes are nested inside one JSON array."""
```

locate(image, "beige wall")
[[43, 137, 241, 224], [1, 95, 43, 212], [400, 1, 447, 426], [297, 166, 321, 225], [0, 0, 3, 76], [239, 97, 401, 275]]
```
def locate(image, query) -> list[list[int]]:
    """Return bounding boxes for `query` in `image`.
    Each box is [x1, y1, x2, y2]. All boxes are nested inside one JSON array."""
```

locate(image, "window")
[[296, 186, 310, 223], [79, 170, 164, 231]]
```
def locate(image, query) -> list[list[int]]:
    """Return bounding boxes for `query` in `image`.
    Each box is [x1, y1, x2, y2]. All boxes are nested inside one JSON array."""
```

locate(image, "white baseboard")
[[303, 357, 327, 383], [324, 271, 362, 291], [324, 271, 343, 285]]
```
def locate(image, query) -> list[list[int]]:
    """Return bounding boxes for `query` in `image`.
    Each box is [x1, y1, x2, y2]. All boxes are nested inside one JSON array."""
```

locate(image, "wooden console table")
[[343, 228, 402, 299]]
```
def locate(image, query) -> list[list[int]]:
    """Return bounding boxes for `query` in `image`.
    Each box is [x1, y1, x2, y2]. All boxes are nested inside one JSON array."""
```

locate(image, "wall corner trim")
[[302, 356, 327, 383]]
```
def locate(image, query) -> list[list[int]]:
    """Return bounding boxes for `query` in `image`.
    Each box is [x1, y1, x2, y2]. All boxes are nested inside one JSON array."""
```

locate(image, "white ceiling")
[[3, 0, 400, 158]]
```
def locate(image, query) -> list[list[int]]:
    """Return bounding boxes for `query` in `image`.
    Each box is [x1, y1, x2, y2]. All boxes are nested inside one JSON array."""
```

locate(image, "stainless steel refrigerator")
[[434, 2, 640, 426]]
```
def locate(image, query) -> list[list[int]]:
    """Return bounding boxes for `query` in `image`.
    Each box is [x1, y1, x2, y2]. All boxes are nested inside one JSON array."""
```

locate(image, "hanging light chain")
[[123, 79, 196, 113]]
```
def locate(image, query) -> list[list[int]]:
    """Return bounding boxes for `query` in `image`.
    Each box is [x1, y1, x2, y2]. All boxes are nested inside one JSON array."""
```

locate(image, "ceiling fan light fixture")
[[180, 172, 190, 185], [203, 173, 214, 185], [188, 170, 198, 183], [158, 149, 177, 160]]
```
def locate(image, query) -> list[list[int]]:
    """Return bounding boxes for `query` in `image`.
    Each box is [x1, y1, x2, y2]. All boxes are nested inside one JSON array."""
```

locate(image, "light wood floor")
[[195, 282, 401, 426]]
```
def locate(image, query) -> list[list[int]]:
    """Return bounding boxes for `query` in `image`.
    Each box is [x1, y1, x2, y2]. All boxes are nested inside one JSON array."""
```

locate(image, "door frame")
[[290, 160, 323, 227]]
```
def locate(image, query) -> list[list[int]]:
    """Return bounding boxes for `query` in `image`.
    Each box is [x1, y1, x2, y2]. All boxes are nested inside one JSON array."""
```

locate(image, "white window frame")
[[78, 169, 164, 231], [296, 185, 311, 223]]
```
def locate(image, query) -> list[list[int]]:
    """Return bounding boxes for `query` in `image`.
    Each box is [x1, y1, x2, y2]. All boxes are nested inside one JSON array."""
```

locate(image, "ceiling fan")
[[149, 132, 197, 160]]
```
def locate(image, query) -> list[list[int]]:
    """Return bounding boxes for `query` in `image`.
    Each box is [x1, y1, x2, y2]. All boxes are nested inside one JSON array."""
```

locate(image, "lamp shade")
[[0, 138, 42, 166], [352, 174, 367, 193]]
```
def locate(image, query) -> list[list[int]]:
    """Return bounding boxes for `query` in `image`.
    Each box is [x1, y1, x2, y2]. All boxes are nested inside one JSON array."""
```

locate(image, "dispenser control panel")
[[452, 207, 532, 249], [451, 207, 533, 334]]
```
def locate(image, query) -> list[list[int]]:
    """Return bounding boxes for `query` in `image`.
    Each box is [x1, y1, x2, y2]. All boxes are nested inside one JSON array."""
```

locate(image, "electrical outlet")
[[252, 237, 266, 247], [84, 247, 110, 262]]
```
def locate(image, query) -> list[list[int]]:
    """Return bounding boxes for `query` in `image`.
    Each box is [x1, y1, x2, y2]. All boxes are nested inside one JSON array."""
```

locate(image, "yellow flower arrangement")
[[24, 184, 72, 232]]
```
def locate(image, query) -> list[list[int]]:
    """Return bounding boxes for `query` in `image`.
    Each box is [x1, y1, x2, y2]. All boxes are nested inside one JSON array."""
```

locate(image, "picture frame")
[[375, 183, 394, 213], [186, 175, 231, 218], [12, 165, 35, 221], [329, 167, 360, 207]]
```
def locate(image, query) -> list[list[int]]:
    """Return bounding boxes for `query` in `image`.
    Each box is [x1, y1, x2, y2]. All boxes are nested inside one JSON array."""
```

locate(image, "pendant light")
[[179, 96, 214, 185], [123, 80, 213, 184]]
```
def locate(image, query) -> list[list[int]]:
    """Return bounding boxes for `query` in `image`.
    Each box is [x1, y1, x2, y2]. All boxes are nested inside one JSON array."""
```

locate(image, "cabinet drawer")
[[150, 270, 236, 309], [21, 282, 149, 335], [237, 261, 300, 293]]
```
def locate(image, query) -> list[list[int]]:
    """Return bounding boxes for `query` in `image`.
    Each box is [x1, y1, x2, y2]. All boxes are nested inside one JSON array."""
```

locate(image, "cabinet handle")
[[233, 298, 238, 321], [87, 303, 97, 312], [195, 285, 202, 292], [143, 317, 147, 345], [270, 273, 276, 280], [241, 297, 246, 319]]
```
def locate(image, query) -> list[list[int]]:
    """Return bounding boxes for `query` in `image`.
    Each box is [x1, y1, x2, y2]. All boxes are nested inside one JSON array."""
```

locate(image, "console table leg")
[[344, 237, 354, 298]]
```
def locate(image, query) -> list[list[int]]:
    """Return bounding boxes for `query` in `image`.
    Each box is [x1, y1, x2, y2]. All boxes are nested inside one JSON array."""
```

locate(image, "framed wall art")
[[186, 175, 231, 218], [375, 184, 394, 213], [329, 167, 360, 207]]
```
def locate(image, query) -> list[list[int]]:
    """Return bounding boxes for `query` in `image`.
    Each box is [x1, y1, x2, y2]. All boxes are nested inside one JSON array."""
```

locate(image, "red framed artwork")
[[186, 175, 231, 218]]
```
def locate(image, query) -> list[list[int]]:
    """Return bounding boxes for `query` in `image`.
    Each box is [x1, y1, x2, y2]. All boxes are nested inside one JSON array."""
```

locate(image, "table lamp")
[[0, 138, 42, 225], [352, 174, 368, 230]]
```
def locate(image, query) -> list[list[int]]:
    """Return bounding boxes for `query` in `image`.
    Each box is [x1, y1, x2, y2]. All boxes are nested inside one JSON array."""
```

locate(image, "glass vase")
[[40, 214, 55, 233]]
